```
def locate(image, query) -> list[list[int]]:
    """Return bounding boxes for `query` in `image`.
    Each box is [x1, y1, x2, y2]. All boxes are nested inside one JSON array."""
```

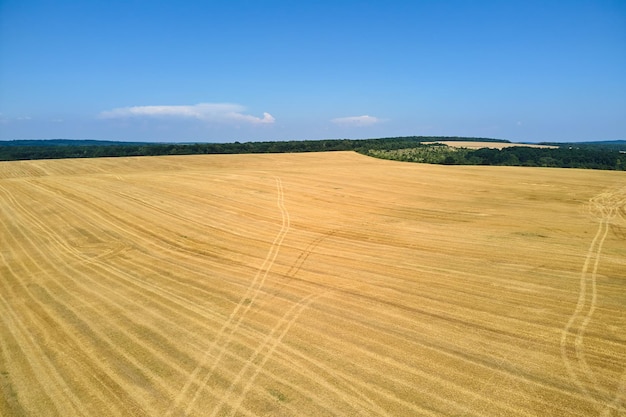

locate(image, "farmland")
[[421, 141, 558, 149], [1, 151, 625, 416]]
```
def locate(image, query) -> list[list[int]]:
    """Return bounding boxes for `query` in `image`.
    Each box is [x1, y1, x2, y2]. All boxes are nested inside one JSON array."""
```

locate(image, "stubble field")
[[1, 151, 625, 417], [421, 141, 558, 149]]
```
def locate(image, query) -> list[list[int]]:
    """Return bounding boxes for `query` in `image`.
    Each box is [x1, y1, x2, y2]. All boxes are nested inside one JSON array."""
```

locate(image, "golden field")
[[422, 141, 558, 149], [0, 151, 624, 417]]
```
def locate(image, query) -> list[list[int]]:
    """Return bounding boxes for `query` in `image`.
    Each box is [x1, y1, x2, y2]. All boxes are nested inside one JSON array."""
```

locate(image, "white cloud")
[[331, 115, 383, 127], [99, 103, 274, 124], [0, 114, 32, 124]]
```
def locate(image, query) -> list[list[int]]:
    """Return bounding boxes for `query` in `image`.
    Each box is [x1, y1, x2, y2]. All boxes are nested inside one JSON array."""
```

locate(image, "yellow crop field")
[[422, 141, 558, 149], [1, 151, 625, 417]]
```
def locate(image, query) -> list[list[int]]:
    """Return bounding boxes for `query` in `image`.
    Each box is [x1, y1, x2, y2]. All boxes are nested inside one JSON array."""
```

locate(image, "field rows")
[[1, 152, 625, 416]]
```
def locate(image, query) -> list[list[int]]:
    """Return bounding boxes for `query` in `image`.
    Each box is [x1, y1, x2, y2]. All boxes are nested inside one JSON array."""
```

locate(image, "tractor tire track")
[[560, 187, 626, 414], [575, 217, 610, 393], [168, 176, 290, 416], [211, 227, 392, 417], [210, 292, 327, 417], [560, 216, 607, 403]]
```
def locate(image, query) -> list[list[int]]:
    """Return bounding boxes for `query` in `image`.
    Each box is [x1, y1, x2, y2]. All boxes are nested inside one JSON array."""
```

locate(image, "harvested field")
[[423, 141, 558, 149], [1, 151, 625, 417]]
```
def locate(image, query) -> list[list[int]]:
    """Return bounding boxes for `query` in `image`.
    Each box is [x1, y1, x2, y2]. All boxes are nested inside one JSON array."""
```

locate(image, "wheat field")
[[1, 151, 625, 417], [422, 140, 558, 149], [421, 141, 558, 149]]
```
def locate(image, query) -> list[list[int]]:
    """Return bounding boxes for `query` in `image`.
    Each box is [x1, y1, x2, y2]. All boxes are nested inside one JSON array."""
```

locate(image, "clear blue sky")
[[1, 0, 625, 142]]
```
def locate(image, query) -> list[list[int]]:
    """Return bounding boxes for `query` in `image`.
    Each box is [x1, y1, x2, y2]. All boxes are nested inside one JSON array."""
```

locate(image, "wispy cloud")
[[0, 114, 33, 124], [99, 103, 275, 124], [331, 115, 383, 127]]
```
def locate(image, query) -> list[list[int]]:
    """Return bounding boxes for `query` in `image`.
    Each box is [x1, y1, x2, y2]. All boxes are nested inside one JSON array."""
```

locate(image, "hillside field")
[[421, 141, 558, 149], [1, 151, 625, 416]]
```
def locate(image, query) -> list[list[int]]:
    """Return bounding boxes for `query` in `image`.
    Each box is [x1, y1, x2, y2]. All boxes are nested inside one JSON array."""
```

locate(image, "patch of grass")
[[268, 388, 288, 402], [513, 231, 549, 238]]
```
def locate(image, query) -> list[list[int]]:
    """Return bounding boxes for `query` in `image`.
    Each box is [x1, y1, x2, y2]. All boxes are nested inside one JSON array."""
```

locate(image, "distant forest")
[[1, 137, 625, 170]]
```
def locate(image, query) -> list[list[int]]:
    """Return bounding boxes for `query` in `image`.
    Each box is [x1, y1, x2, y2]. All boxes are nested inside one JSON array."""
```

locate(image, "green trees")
[[1, 138, 623, 170], [362, 145, 625, 170]]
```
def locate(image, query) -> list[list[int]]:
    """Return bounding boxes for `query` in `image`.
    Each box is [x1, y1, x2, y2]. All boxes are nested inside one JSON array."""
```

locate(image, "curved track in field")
[[167, 177, 291, 416], [560, 187, 626, 416]]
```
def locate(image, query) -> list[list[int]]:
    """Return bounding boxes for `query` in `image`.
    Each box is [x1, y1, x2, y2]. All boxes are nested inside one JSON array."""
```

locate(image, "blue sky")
[[1, 1, 625, 143]]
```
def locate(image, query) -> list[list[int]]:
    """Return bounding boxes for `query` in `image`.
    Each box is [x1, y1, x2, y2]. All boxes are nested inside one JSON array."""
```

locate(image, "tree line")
[[0, 137, 505, 161], [1, 137, 624, 170], [367, 144, 626, 170]]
